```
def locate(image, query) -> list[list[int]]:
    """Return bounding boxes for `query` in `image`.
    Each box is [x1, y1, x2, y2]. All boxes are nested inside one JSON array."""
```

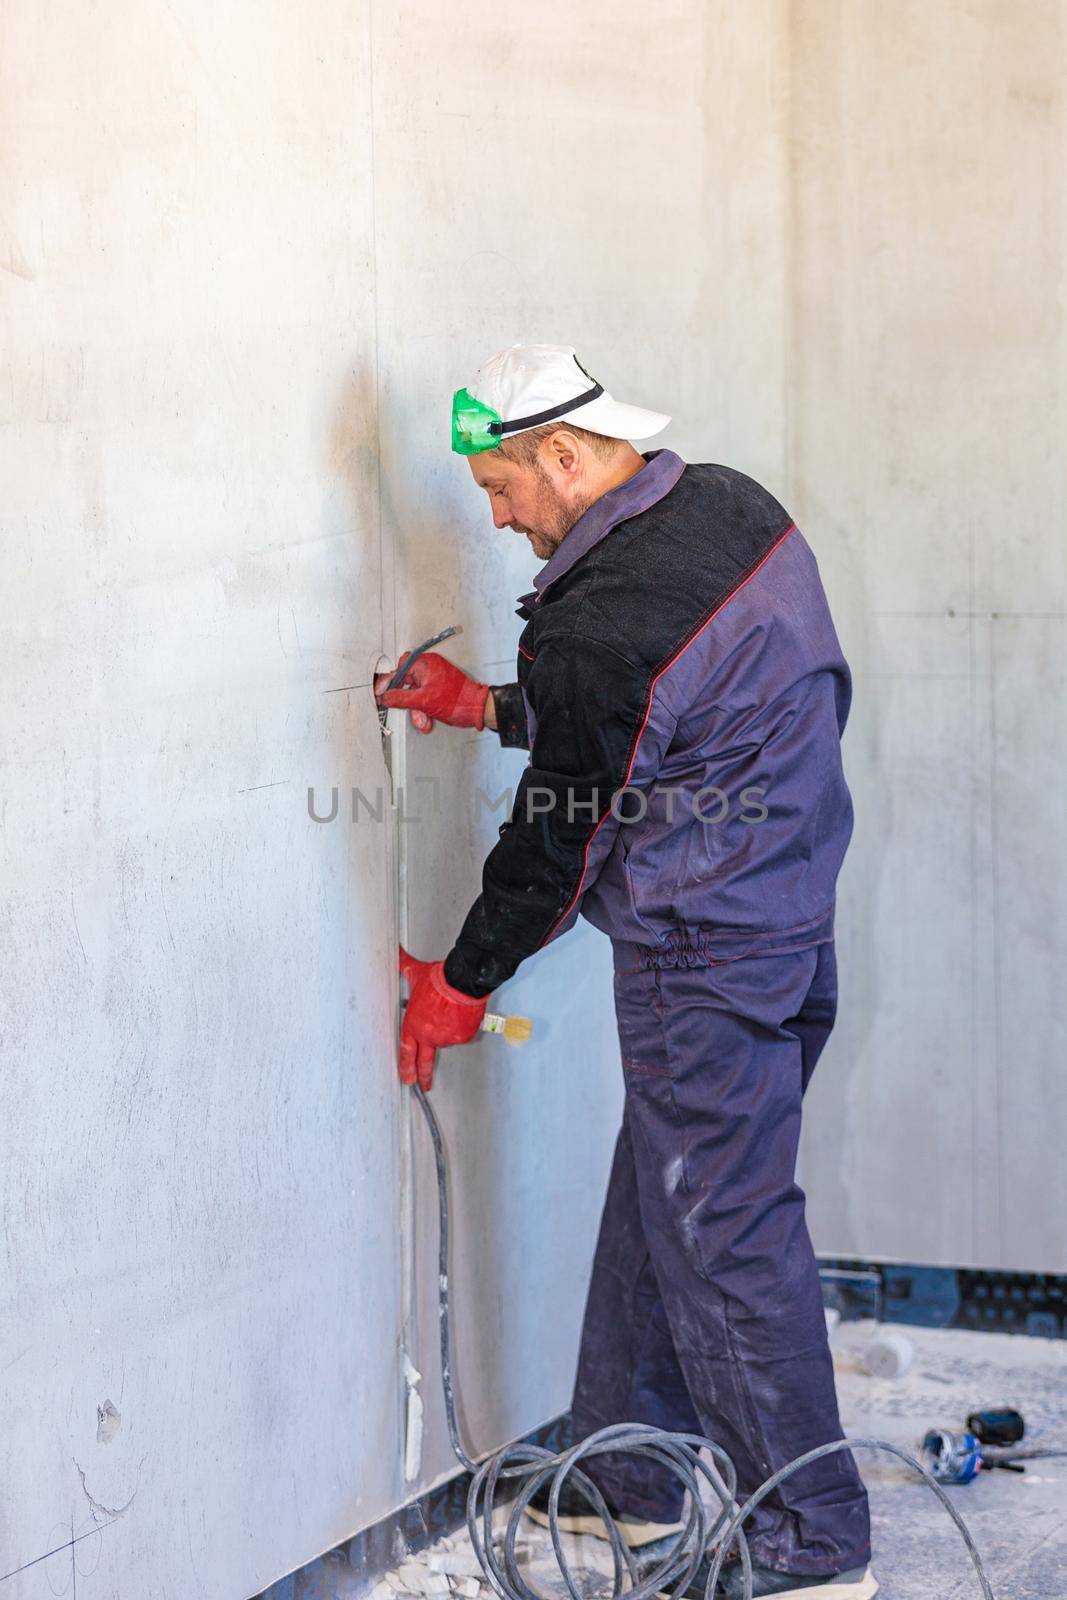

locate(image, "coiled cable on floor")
[[412, 1086, 995, 1600]]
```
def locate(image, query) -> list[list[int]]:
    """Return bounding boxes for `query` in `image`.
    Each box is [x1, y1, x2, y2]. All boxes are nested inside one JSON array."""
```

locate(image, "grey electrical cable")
[[411, 1086, 996, 1600], [414, 1078, 477, 1476]]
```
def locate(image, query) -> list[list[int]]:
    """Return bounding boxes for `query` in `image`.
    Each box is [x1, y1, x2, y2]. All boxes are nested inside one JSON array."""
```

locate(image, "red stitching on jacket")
[[537, 521, 797, 948]]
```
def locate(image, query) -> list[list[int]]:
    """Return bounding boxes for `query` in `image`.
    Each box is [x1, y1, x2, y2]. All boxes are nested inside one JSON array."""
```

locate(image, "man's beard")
[[515, 467, 592, 560]]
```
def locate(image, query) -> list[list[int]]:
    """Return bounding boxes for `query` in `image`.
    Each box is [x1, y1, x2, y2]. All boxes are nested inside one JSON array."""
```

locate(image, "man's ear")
[[546, 429, 582, 475]]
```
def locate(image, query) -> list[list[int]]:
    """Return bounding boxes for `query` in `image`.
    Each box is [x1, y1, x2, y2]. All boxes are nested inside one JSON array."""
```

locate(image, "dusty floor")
[[371, 1324, 1067, 1600], [831, 1322, 1067, 1598]]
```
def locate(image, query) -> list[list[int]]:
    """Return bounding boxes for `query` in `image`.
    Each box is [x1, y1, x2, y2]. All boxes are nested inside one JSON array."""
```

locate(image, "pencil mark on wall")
[[873, 607, 1066, 620], [0, 1515, 119, 1585]]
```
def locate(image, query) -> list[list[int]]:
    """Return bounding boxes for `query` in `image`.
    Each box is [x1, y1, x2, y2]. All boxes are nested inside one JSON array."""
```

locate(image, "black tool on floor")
[[967, 1408, 1025, 1448]]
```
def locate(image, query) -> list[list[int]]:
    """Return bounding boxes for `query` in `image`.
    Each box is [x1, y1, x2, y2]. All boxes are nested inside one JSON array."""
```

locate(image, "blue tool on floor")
[[922, 1411, 1067, 1483], [921, 1430, 987, 1484]]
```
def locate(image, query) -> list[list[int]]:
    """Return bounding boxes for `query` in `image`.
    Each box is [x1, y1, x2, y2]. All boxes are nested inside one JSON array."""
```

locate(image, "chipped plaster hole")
[[96, 1399, 121, 1443]]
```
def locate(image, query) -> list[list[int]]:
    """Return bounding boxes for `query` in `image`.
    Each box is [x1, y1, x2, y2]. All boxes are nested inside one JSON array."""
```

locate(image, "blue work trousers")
[[571, 941, 871, 1576]]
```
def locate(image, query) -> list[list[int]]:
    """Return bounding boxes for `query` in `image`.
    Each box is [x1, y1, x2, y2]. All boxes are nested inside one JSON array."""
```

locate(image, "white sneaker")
[[716, 1561, 878, 1599], [523, 1479, 685, 1549]]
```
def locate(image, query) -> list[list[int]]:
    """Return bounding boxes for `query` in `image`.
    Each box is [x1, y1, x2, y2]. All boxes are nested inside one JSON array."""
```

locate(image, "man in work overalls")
[[375, 345, 875, 1600]]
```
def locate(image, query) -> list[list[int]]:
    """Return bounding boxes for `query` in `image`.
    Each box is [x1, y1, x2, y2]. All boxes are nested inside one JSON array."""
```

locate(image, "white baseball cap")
[[462, 343, 670, 448]]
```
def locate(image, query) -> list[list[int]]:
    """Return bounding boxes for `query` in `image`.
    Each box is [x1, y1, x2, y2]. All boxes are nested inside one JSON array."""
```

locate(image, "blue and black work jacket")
[[443, 450, 854, 999]]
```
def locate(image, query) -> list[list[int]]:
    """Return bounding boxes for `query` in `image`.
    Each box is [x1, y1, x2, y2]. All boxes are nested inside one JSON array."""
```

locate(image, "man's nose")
[[492, 503, 514, 529]]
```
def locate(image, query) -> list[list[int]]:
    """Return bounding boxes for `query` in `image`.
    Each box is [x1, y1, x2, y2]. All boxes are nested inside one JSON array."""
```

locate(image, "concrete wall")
[[0, 4, 787, 1595], [4, 0, 1061, 1593], [790, 0, 1067, 1273], [1, 7, 404, 1595]]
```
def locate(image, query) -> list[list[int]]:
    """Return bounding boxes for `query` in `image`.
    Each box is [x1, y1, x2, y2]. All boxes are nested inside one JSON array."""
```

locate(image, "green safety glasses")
[[451, 371, 604, 455], [451, 387, 504, 455]]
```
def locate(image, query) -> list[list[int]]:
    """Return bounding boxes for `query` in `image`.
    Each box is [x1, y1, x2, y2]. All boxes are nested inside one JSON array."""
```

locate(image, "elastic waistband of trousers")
[[611, 905, 836, 971]]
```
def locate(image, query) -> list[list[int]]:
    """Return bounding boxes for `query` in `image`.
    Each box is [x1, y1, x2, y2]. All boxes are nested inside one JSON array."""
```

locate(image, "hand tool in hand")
[[479, 1012, 533, 1045], [376, 631, 489, 735]]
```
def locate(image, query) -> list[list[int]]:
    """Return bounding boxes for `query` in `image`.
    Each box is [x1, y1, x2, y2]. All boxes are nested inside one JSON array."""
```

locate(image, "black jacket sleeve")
[[444, 633, 659, 997], [488, 681, 529, 750]]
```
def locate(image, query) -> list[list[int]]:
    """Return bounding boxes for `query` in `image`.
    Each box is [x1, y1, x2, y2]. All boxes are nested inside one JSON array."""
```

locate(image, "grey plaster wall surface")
[[0, 6, 407, 1595], [0, 3, 788, 1596], [789, 0, 1067, 1273]]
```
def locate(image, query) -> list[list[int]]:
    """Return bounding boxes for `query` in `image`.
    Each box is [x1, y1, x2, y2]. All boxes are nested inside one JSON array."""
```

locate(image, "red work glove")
[[374, 652, 489, 735], [397, 945, 487, 1091]]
